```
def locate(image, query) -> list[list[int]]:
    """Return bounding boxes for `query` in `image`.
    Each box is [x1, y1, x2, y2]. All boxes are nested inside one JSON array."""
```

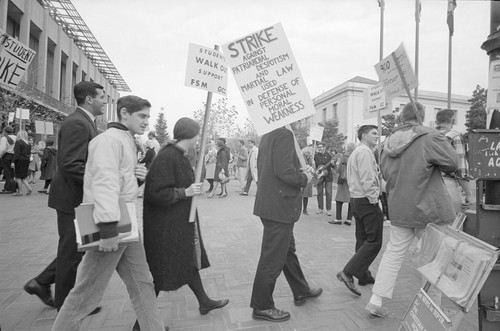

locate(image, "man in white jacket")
[[51, 96, 166, 331]]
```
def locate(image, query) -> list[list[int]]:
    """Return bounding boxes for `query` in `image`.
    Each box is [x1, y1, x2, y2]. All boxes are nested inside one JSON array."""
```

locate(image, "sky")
[[71, 0, 491, 136]]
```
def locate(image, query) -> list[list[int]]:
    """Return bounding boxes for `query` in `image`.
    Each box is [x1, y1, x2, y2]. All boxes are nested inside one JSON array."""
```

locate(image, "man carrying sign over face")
[[250, 126, 322, 322]]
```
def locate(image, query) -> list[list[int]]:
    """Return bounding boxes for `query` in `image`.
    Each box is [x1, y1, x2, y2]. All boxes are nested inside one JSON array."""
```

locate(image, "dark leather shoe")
[[336, 271, 361, 296], [88, 305, 102, 316], [359, 276, 375, 286], [24, 279, 55, 307], [132, 320, 169, 331], [294, 287, 323, 306], [199, 299, 229, 315], [252, 307, 290, 322]]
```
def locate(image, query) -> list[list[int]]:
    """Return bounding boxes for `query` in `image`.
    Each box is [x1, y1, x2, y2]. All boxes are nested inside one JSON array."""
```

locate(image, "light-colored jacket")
[[83, 127, 138, 229], [0, 135, 16, 158], [246, 146, 258, 182], [347, 143, 380, 204], [381, 123, 458, 228]]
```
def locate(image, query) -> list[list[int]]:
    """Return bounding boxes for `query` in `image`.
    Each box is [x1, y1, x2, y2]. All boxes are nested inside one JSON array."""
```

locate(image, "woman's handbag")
[[219, 172, 230, 184]]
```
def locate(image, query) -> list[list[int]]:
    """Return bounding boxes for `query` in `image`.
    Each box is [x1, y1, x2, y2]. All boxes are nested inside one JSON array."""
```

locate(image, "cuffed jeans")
[[343, 198, 383, 281], [316, 179, 332, 211], [372, 225, 441, 305], [51, 241, 164, 331]]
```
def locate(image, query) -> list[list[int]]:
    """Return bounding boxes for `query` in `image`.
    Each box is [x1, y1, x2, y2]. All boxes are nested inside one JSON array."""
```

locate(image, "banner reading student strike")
[[185, 43, 228, 96], [0, 29, 36, 88], [222, 23, 316, 135]]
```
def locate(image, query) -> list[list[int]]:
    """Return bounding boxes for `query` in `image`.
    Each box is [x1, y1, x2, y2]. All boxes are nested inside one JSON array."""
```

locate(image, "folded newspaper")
[[74, 199, 139, 252]]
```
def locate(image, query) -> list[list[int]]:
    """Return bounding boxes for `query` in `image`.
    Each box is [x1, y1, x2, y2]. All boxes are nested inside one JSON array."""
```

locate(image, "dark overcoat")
[[253, 127, 308, 223], [48, 108, 98, 213], [143, 145, 210, 291], [40, 146, 57, 180]]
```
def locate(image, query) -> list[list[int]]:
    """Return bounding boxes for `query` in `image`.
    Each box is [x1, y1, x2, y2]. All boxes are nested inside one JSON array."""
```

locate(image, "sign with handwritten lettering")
[[0, 29, 36, 88], [375, 43, 417, 101], [401, 289, 452, 331], [222, 23, 316, 135], [185, 43, 227, 96]]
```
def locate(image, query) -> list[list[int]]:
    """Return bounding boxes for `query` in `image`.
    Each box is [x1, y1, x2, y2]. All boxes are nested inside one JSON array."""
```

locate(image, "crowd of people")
[[1, 80, 472, 329]]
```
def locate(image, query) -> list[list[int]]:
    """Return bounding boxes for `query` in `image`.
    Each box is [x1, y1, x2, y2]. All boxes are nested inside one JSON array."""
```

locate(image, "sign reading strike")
[[185, 43, 228, 96], [375, 43, 417, 101], [222, 23, 316, 135], [0, 30, 36, 88]]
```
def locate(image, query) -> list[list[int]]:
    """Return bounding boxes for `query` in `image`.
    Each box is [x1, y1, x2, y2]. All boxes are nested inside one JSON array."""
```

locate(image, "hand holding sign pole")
[[185, 43, 227, 223]]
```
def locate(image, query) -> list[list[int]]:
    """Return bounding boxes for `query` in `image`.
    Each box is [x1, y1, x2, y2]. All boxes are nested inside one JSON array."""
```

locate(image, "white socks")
[[369, 293, 383, 307]]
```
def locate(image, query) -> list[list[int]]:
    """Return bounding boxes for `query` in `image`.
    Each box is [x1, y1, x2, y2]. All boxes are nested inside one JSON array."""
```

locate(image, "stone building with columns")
[[306, 76, 471, 144], [0, 0, 130, 135]]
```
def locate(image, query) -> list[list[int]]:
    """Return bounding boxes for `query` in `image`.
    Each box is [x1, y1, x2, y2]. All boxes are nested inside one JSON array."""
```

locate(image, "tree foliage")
[[318, 118, 347, 153], [290, 120, 310, 149], [381, 109, 402, 136], [154, 111, 169, 145], [465, 85, 487, 130], [193, 98, 238, 139], [233, 117, 260, 145]]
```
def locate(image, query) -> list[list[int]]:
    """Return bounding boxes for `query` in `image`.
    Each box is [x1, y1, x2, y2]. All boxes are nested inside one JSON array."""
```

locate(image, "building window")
[[322, 108, 327, 122], [6, 16, 20, 39], [333, 103, 338, 120]]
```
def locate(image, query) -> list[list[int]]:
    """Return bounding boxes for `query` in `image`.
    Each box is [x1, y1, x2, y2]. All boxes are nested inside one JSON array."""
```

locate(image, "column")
[[52, 29, 61, 100], [0, 0, 8, 31], [37, 10, 48, 93]]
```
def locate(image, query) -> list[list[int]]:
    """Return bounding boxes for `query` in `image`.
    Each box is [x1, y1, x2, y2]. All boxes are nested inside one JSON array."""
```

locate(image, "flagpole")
[[447, 32, 452, 109], [377, 0, 384, 159], [415, 0, 420, 101]]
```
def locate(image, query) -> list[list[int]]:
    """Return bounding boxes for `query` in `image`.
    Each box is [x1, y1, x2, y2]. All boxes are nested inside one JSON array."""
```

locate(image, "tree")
[[233, 117, 260, 145], [465, 85, 487, 130], [318, 118, 347, 153], [193, 98, 238, 139], [154, 110, 169, 145], [289, 120, 310, 149]]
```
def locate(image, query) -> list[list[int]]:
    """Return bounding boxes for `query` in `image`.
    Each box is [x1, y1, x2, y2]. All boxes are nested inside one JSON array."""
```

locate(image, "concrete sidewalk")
[[0, 180, 478, 330]]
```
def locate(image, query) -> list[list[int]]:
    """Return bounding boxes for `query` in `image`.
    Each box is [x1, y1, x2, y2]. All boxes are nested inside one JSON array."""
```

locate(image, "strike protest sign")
[[0, 30, 36, 88], [375, 43, 417, 101], [185, 43, 228, 96], [222, 23, 316, 136]]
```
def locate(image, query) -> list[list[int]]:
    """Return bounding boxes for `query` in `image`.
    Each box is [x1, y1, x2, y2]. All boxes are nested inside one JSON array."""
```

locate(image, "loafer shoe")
[[343, 220, 352, 226], [336, 271, 361, 296], [24, 279, 55, 307], [303, 210, 309, 215], [328, 219, 342, 225], [365, 302, 388, 317], [294, 287, 323, 306], [199, 299, 229, 315], [88, 305, 102, 316], [252, 307, 290, 322], [359, 276, 375, 286]]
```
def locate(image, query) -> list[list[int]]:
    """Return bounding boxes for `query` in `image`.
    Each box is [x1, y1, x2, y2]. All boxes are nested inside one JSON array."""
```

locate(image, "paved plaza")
[[0, 180, 478, 330]]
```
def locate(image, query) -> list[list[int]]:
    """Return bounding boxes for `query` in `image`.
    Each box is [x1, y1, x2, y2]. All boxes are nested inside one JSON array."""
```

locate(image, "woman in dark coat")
[[208, 138, 230, 198], [136, 118, 228, 330], [12, 130, 32, 196], [38, 138, 57, 194]]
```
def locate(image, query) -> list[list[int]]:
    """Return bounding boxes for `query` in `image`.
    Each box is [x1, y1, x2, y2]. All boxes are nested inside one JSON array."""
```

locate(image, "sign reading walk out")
[[222, 23, 316, 135], [185, 43, 228, 96], [0, 30, 36, 88]]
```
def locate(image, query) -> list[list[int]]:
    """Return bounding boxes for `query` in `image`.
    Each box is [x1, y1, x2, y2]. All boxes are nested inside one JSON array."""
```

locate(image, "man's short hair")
[[148, 131, 156, 139], [46, 137, 55, 146], [218, 137, 226, 144], [401, 102, 425, 123], [116, 95, 151, 120], [74, 81, 104, 106], [248, 139, 255, 145], [239, 139, 245, 145], [317, 142, 326, 148], [357, 125, 378, 141], [435, 108, 455, 125]]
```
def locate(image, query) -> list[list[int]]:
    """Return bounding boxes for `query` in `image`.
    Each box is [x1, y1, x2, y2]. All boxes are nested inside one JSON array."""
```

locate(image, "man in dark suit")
[[24, 81, 105, 312], [250, 126, 322, 322]]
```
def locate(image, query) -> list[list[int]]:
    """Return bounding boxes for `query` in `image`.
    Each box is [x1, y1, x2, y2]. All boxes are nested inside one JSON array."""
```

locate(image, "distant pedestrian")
[[208, 138, 230, 198], [366, 102, 458, 317], [240, 139, 258, 196], [250, 127, 322, 322], [0, 126, 17, 193], [337, 125, 382, 297], [38, 138, 57, 194], [12, 130, 32, 196], [28, 136, 41, 184], [235, 139, 248, 190], [301, 147, 315, 215], [147, 131, 161, 154], [204, 139, 217, 193], [331, 143, 356, 225], [314, 142, 333, 216]]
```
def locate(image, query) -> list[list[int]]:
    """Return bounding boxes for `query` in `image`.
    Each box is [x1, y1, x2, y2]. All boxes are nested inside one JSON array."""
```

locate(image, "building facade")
[[0, 0, 130, 133], [309, 76, 471, 143]]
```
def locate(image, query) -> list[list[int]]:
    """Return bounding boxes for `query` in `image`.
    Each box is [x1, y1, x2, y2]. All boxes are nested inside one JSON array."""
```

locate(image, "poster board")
[[468, 130, 500, 179], [0, 29, 36, 88], [185, 43, 228, 96], [15, 108, 30, 120], [309, 125, 324, 142], [35, 120, 54, 135], [401, 288, 452, 331], [375, 43, 417, 101], [363, 83, 390, 119], [221, 23, 316, 136]]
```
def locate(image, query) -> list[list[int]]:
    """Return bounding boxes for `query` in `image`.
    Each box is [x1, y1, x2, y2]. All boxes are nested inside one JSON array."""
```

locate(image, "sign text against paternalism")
[[222, 23, 316, 135]]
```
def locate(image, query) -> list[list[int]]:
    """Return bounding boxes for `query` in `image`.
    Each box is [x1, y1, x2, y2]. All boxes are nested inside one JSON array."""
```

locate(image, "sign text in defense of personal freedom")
[[0, 30, 36, 88], [375, 43, 417, 101], [222, 23, 316, 136], [185, 43, 228, 96]]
